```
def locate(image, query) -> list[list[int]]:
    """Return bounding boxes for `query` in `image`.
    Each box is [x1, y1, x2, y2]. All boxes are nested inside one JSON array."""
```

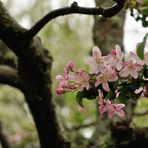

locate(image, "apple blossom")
[[65, 60, 74, 71], [56, 44, 148, 119], [119, 61, 142, 79], [85, 46, 106, 74], [97, 90, 125, 118], [95, 68, 118, 92], [129, 52, 144, 65], [75, 69, 90, 91], [105, 45, 124, 70]]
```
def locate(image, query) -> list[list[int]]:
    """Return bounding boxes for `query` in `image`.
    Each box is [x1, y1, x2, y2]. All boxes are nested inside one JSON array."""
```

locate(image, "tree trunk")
[[0, 1, 69, 148], [93, 0, 125, 55], [91, 0, 125, 147]]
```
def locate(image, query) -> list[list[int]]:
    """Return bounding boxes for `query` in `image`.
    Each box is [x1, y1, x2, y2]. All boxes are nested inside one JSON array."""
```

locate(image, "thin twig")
[[64, 121, 98, 131], [28, 0, 125, 38], [134, 110, 148, 116]]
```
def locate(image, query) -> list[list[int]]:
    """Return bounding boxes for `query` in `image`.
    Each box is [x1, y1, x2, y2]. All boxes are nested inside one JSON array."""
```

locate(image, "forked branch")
[[28, 0, 125, 38], [0, 65, 25, 93]]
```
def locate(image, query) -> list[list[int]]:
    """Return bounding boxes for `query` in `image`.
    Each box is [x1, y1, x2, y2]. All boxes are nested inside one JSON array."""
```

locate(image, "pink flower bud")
[[111, 49, 117, 55], [56, 75, 63, 81], [60, 80, 68, 88], [65, 61, 74, 71], [56, 87, 65, 95]]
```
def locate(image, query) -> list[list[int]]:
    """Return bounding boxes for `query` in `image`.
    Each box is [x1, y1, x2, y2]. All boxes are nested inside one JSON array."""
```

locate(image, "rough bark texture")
[[0, 0, 126, 147], [110, 121, 148, 148], [0, 1, 69, 148]]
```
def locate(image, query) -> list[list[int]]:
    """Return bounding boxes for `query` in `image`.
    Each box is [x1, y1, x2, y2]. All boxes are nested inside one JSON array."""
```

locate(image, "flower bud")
[[56, 87, 65, 95]]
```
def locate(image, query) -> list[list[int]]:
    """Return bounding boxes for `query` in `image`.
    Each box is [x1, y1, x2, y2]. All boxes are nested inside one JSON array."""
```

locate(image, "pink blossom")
[[106, 45, 124, 70], [56, 75, 69, 88], [95, 68, 118, 92], [85, 46, 105, 74], [108, 103, 125, 119], [99, 102, 108, 114], [99, 100, 125, 119], [75, 69, 90, 91], [129, 52, 144, 65], [65, 60, 74, 71], [119, 61, 142, 79], [97, 89, 108, 113], [56, 71, 77, 93], [56, 87, 65, 95], [97, 90, 125, 118]]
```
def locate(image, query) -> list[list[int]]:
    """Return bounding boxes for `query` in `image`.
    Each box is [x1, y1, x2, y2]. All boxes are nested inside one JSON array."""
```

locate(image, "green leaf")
[[143, 0, 148, 6], [136, 33, 148, 59], [83, 88, 98, 100], [127, 79, 141, 91], [141, 7, 148, 15], [105, 91, 113, 100], [76, 91, 84, 108], [144, 65, 148, 78], [117, 90, 129, 104]]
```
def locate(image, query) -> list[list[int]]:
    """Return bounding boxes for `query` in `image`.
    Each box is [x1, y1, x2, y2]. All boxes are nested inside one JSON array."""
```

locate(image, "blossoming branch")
[[56, 34, 148, 119]]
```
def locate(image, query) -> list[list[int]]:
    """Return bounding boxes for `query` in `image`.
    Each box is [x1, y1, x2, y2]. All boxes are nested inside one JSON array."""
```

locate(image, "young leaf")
[[144, 65, 148, 78], [83, 88, 98, 100], [76, 91, 84, 108], [117, 90, 128, 104], [136, 33, 148, 59], [105, 91, 113, 100]]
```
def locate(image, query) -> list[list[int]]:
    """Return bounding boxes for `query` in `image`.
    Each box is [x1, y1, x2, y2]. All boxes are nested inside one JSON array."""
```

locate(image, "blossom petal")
[[115, 103, 125, 109], [119, 67, 129, 78], [116, 62, 123, 71], [102, 81, 110, 92], [108, 110, 114, 119], [92, 46, 102, 58], [56, 75, 63, 81], [135, 87, 143, 94], [95, 76, 102, 87], [130, 69, 138, 79], [99, 105, 107, 114], [115, 109, 125, 118]]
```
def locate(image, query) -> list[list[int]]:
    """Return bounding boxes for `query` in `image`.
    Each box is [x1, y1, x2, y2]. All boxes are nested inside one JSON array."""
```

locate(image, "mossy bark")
[[0, 1, 69, 148]]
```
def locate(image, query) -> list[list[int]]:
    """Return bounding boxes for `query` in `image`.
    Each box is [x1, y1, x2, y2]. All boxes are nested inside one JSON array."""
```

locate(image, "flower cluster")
[[98, 90, 125, 119], [56, 44, 148, 119]]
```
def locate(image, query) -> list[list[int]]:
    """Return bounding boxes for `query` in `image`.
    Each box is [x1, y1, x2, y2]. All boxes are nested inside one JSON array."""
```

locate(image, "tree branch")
[[28, 0, 125, 38], [64, 121, 98, 131], [0, 2, 69, 146], [0, 65, 25, 92], [134, 110, 148, 116]]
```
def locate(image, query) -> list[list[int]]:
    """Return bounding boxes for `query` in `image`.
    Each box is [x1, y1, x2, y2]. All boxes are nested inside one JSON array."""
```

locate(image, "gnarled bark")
[[0, 0, 125, 147], [0, 1, 69, 147]]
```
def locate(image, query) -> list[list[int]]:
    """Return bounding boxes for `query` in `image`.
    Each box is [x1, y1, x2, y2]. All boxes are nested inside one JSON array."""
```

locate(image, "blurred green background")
[[0, 0, 148, 148]]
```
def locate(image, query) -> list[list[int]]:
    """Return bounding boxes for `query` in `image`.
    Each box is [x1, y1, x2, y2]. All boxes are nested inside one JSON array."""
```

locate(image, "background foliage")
[[0, 0, 148, 147]]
